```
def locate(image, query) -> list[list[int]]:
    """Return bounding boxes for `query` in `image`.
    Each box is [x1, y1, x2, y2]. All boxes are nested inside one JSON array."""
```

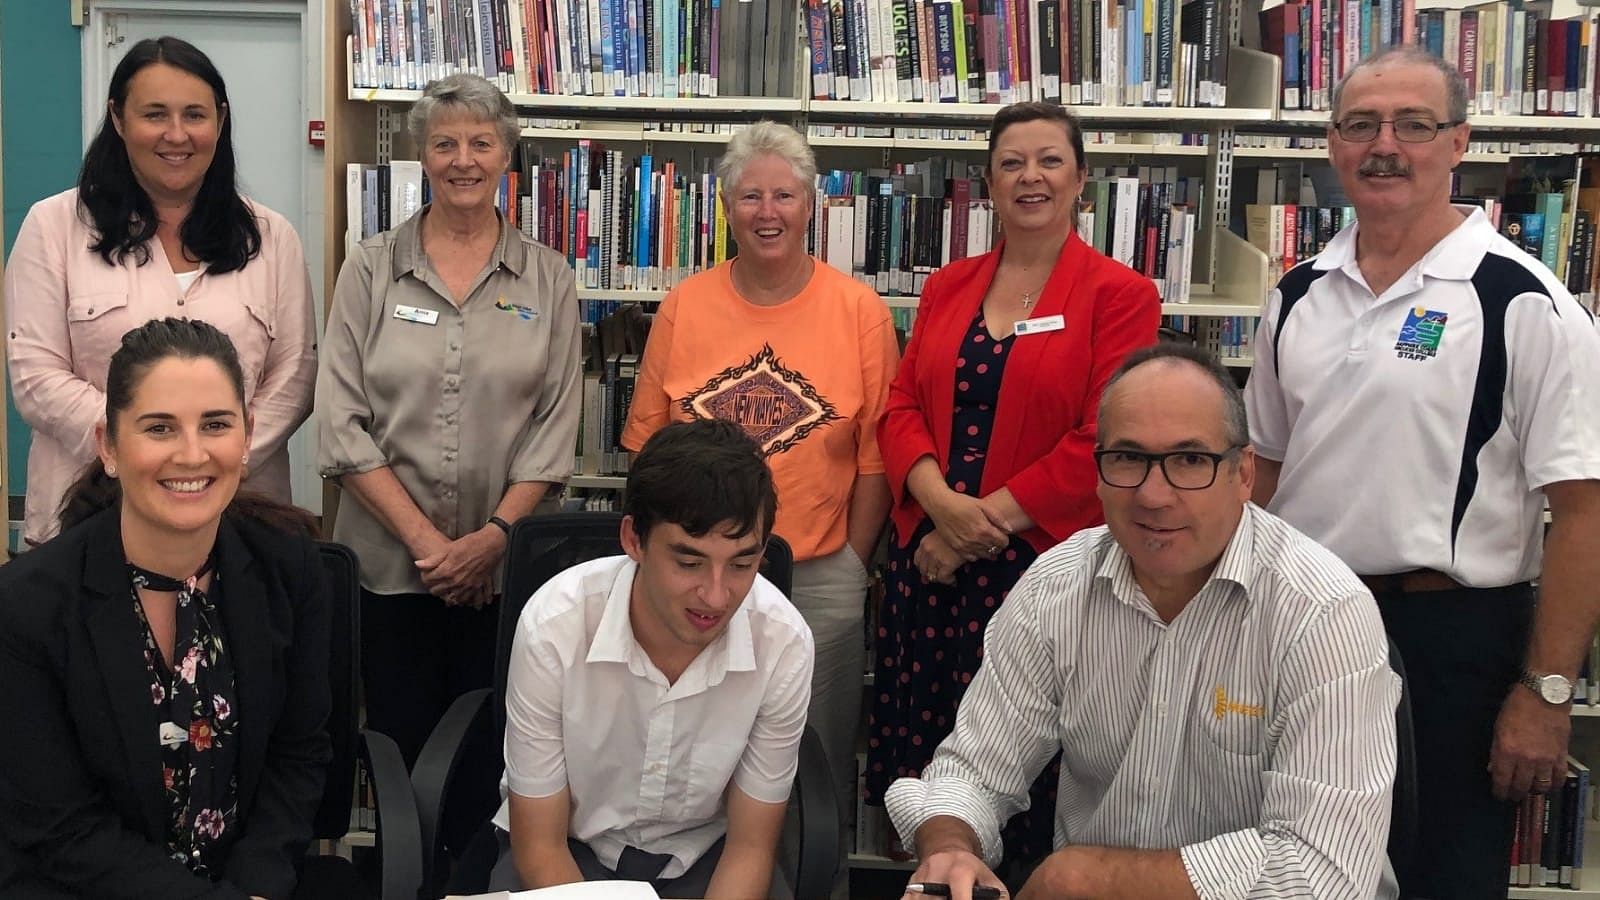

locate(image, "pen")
[[905, 882, 1005, 899]]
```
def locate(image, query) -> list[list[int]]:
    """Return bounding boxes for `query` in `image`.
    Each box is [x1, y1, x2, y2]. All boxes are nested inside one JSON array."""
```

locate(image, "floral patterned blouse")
[[130, 558, 241, 879]]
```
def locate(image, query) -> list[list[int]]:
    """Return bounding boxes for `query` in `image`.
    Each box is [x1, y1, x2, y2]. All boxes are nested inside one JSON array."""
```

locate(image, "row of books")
[[808, 123, 1212, 148], [576, 305, 649, 476], [348, 0, 800, 97], [1244, 203, 1353, 284], [1258, 0, 1412, 112], [1416, 4, 1596, 117], [1080, 165, 1204, 301], [803, 0, 1230, 108], [1164, 314, 1255, 358], [1508, 756, 1592, 888], [1262, 0, 1600, 118], [518, 142, 731, 291], [346, 147, 1215, 310], [1491, 156, 1600, 311], [1234, 132, 1591, 157]]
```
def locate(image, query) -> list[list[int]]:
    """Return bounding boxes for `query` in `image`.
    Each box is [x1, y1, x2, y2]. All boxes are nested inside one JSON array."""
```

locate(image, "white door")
[[84, 1, 326, 513]]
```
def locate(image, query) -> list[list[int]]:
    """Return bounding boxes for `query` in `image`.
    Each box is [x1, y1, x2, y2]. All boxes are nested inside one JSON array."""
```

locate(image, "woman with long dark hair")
[[4, 35, 316, 548], [0, 318, 334, 899]]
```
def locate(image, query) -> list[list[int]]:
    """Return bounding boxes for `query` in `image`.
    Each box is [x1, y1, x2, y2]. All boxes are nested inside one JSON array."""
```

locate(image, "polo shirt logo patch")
[[493, 298, 539, 321], [1394, 307, 1449, 360]]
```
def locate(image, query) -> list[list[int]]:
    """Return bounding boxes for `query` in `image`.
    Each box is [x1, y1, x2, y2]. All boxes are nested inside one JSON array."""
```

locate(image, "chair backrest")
[[313, 541, 362, 840], [493, 511, 795, 735], [1387, 636, 1418, 879]]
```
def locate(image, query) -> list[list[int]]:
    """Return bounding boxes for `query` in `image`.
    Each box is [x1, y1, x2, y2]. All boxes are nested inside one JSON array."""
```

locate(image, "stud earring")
[[106, 465, 117, 478]]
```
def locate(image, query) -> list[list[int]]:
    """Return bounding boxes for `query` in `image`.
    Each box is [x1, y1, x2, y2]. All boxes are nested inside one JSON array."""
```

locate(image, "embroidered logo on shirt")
[[1213, 686, 1263, 720], [494, 297, 540, 321], [682, 344, 840, 456], [1394, 306, 1449, 361]]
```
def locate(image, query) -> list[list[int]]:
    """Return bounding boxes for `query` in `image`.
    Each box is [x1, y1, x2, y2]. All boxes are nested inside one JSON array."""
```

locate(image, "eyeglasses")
[[1332, 116, 1463, 143], [1093, 447, 1243, 490]]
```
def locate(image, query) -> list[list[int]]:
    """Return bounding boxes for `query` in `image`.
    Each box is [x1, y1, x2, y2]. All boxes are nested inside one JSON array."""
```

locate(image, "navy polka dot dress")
[[866, 308, 1058, 864]]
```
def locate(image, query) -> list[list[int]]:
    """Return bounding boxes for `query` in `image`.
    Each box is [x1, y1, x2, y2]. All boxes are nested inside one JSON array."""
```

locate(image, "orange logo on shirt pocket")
[[1213, 685, 1263, 720]]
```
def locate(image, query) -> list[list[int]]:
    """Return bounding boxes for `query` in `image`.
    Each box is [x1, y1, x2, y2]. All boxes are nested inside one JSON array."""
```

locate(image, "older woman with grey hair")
[[316, 73, 581, 766], [622, 120, 900, 892]]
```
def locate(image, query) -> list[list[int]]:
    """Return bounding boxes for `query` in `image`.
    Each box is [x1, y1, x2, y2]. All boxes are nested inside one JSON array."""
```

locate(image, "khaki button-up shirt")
[[316, 208, 581, 594]]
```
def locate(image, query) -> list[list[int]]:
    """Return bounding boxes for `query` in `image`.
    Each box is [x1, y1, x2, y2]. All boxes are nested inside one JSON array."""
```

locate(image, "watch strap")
[[488, 515, 513, 535], [1520, 669, 1573, 704]]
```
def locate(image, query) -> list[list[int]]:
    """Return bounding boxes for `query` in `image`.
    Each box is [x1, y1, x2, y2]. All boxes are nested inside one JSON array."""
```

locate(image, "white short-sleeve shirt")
[[1245, 206, 1600, 585], [490, 555, 815, 878]]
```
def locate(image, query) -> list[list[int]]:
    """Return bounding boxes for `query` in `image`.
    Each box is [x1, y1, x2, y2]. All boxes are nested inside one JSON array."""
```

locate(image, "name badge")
[[393, 304, 440, 326], [159, 721, 187, 747], [1014, 314, 1065, 336]]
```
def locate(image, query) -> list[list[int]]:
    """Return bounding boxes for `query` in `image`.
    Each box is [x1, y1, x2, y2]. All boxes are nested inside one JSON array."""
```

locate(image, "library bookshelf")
[[319, 0, 1600, 887]]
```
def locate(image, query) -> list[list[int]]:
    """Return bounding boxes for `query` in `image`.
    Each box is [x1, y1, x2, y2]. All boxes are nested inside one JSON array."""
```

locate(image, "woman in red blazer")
[[866, 102, 1160, 863]]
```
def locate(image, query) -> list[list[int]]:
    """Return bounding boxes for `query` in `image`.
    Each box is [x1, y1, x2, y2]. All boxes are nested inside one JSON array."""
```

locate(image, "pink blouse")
[[4, 189, 317, 545]]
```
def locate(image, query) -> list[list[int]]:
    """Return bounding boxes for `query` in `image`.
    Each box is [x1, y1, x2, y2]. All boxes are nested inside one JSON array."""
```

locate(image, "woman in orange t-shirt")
[[622, 121, 900, 862]]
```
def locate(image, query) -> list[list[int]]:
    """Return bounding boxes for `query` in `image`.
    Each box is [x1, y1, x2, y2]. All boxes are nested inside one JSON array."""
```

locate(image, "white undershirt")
[[173, 268, 201, 294]]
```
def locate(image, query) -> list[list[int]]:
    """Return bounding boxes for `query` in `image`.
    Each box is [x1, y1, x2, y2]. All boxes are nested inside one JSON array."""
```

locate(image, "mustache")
[[1358, 156, 1410, 176]]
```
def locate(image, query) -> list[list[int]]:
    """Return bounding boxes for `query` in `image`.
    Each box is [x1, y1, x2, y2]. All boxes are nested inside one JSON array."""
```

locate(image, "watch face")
[[1540, 675, 1574, 704]]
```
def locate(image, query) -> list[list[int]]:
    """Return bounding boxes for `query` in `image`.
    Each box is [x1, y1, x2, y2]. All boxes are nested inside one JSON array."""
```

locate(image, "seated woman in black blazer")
[[0, 317, 332, 899]]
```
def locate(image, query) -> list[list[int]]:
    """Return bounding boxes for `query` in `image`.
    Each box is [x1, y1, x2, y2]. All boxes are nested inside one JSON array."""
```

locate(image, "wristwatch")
[[487, 515, 513, 536], [1519, 670, 1575, 705]]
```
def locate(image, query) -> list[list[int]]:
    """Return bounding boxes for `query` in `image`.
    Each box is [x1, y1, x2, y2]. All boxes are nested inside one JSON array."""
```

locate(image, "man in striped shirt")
[[886, 344, 1400, 900]]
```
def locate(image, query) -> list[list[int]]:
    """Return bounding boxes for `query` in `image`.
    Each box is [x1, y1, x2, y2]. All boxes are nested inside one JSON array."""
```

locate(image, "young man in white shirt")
[[887, 344, 1400, 900], [487, 418, 816, 898]]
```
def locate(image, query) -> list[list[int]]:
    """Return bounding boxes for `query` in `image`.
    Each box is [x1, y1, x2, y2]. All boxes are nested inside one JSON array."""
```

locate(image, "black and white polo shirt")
[[1245, 206, 1600, 587]]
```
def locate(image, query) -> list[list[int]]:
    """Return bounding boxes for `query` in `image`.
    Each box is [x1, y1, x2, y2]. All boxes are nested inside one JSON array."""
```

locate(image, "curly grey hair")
[[407, 73, 519, 158], [715, 121, 817, 195]]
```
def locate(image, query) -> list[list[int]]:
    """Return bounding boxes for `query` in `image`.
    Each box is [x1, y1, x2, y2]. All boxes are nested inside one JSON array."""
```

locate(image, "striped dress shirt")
[[885, 504, 1401, 899]]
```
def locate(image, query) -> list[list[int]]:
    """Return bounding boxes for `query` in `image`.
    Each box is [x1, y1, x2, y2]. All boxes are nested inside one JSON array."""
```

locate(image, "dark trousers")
[[488, 827, 726, 899], [359, 589, 497, 768], [1377, 583, 1534, 900]]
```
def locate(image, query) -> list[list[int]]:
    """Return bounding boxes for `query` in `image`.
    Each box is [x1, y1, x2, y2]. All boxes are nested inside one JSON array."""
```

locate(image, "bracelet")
[[487, 515, 512, 535]]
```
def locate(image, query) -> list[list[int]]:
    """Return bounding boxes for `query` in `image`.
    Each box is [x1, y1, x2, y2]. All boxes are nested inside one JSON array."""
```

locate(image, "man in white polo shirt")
[[1246, 46, 1600, 898], [485, 418, 815, 898]]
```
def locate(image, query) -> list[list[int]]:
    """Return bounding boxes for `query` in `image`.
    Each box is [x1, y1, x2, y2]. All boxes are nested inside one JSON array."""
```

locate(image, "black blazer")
[[0, 507, 332, 899]]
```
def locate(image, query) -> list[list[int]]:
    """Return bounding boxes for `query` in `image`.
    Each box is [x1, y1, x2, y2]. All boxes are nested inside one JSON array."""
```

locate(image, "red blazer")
[[880, 232, 1161, 551]]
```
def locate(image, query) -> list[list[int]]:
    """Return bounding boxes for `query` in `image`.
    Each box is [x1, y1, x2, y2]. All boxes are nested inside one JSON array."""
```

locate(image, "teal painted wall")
[[1, 2, 83, 511]]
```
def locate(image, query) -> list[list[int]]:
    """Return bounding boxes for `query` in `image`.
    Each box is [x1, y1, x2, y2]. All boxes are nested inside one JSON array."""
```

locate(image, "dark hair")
[[59, 318, 316, 537], [624, 419, 777, 544], [987, 101, 1087, 172], [78, 36, 262, 274], [1097, 342, 1250, 449]]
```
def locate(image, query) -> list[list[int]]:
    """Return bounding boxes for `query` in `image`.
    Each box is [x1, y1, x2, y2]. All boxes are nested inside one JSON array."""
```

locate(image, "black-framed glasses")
[[1093, 447, 1244, 490], [1332, 116, 1464, 143]]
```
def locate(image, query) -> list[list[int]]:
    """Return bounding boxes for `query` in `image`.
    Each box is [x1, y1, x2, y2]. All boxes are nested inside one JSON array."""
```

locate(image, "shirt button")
[[177, 298, 185, 306], [86, 307, 94, 315]]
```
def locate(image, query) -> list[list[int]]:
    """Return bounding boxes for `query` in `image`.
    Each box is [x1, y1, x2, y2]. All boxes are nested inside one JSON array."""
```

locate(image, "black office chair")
[[411, 512, 836, 898], [1387, 636, 1418, 886], [295, 542, 425, 900]]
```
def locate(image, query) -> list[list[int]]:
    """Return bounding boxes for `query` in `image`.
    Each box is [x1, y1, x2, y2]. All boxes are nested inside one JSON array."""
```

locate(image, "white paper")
[[446, 883, 661, 900]]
